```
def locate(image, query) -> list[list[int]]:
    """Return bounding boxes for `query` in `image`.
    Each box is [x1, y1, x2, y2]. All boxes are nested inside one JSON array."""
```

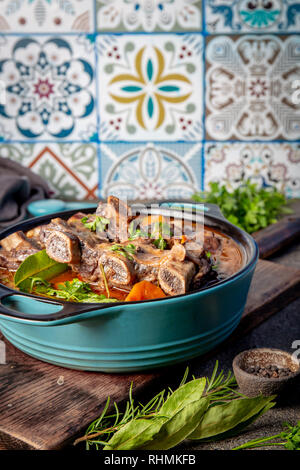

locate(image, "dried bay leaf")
[[159, 378, 206, 415], [189, 395, 276, 440], [104, 378, 206, 450], [140, 397, 210, 450], [103, 416, 168, 450]]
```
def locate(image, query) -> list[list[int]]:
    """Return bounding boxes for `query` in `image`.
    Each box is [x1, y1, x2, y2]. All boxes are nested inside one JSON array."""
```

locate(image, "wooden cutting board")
[[252, 199, 300, 259], [0, 258, 300, 450]]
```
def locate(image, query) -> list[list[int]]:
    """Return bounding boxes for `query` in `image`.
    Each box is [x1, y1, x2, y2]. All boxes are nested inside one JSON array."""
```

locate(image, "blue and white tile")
[[0, 35, 97, 141], [204, 142, 300, 198], [97, 34, 203, 141], [205, 35, 300, 140], [205, 0, 300, 33], [96, 0, 202, 32], [0, 0, 94, 32], [100, 142, 202, 199]]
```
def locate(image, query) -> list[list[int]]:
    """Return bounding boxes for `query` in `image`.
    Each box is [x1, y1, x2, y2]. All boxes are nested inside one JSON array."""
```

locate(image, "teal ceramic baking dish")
[[0, 202, 258, 372]]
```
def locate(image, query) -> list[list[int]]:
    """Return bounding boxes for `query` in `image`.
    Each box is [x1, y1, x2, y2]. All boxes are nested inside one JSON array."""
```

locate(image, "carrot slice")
[[181, 235, 187, 244], [140, 215, 166, 227], [125, 280, 166, 302]]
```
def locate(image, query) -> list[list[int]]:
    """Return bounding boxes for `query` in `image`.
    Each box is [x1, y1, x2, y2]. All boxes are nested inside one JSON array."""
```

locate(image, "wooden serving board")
[[252, 199, 300, 259], [0, 258, 300, 450]]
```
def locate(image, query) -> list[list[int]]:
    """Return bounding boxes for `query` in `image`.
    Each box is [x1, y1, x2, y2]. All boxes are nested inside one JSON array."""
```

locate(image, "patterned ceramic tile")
[[0, 35, 97, 141], [204, 142, 300, 198], [96, 0, 202, 32], [0, 143, 99, 199], [100, 142, 202, 199], [205, 0, 300, 33], [205, 35, 300, 141], [0, 0, 94, 32], [97, 34, 203, 141]]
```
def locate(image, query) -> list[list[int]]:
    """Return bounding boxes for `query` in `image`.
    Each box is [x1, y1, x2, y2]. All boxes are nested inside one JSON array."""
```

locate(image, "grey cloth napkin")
[[0, 157, 51, 229]]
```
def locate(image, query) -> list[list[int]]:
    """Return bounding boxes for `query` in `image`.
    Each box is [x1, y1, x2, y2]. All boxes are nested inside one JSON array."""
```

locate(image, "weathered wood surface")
[[253, 200, 300, 259], [0, 259, 299, 450]]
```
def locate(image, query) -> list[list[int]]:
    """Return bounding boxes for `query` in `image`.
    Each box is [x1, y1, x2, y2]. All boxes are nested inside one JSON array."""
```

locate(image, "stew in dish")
[[0, 196, 242, 302]]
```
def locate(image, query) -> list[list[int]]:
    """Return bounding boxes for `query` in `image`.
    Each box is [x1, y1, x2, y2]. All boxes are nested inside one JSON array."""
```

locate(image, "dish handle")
[[0, 284, 121, 325], [160, 201, 227, 221]]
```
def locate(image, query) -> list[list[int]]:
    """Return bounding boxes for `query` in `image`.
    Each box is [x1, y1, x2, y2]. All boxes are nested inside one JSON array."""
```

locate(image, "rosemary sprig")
[[74, 361, 273, 450]]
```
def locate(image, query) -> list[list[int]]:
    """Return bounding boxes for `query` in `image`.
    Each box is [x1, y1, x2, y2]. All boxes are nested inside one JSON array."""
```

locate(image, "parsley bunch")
[[34, 278, 117, 303], [81, 215, 110, 232], [192, 181, 292, 234]]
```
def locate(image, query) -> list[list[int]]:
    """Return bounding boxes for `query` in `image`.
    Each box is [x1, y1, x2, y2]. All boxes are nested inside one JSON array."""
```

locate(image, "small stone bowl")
[[233, 348, 300, 397]]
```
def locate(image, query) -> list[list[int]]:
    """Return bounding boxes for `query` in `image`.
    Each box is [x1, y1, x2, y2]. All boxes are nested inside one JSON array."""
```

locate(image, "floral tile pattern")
[[0, 35, 97, 141], [100, 142, 202, 199], [98, 34, 203, 141], [0, 143, 99, 200], [205, 1, 300, 33], [96, 0, 202, 32], [204, 142, 300, 198], [0, 4, 299, 201], [205, 35, 300, 141], [0, 0, 94, 32]]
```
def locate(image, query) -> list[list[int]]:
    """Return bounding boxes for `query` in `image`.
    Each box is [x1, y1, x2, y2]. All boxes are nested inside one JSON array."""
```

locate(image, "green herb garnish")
[[128, 220, 148, 240], [33, 278, 118, 303], [151, 221, 172, 238], [81, 215, 110, 232], [150, 221, 171, 251], [110, 244, 136, 261], [74, 361, 275, 450], [192, 181, 293, 234], [153, 236, 167, 250], [233, 421, 300, 450]]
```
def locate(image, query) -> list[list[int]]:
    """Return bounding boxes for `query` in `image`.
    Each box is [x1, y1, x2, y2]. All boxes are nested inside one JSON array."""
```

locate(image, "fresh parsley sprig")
[[128, 220, 148, 240], [151, 221, 172, 251], [233, 421, 300, 450], [192, 181, 293, 234], [81, 215, 110, 233], [33, 278, 117, 303], [110, 244, 137, 261]]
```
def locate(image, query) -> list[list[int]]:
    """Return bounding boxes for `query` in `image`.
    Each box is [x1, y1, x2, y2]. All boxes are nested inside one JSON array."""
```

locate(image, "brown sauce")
[[0, 223, 243, 302]]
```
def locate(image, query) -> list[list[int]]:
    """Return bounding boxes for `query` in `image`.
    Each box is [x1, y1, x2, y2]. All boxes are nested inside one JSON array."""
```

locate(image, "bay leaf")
[[140, 397, 210, 450], [159, 378, 206, 416], [14, 250, 67, 287], [189, 395, 276, 440], [104, 378, 206, 450], [210, 401, 275, 442], [103, 416, 168, 450]]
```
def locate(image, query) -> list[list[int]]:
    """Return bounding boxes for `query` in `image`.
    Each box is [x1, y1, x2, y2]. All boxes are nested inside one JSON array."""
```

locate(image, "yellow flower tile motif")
[[98, 35, 203, 141], [110, 46, 192, 130]]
